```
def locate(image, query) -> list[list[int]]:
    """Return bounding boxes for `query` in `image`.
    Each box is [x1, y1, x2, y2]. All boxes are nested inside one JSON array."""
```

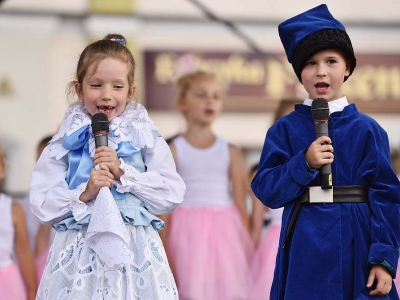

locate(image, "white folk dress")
[[30, 101, 185, 300]]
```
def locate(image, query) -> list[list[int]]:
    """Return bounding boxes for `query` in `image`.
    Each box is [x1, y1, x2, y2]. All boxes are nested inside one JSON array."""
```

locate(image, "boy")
[[251, 4, 400, 299]]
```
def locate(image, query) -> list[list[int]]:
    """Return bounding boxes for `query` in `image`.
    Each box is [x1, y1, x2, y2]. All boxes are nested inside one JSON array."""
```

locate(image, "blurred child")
[[0, 145, 37, 300], [22, 137, 51, 250], [32, 136, 56, 281], [162, 71, 253, 300], [30, 33, 185, 299], [249, 99, 301, 300]]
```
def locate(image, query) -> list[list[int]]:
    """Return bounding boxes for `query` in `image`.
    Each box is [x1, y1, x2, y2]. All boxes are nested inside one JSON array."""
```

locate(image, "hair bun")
[[104, 33, 126, 47]]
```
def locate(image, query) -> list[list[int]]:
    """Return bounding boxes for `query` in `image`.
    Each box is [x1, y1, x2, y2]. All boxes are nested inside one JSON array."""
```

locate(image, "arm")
[[251, 128, 317, 209], [34, 224, 52, 257], [229, 144, 249, 230], [250, 194, 268, 246], [12, 201, 37, 300], [364, 130, 400, 285], [30, 146, 107, 224], [158, 143, 178, 278], [116, 137, 185, 215]]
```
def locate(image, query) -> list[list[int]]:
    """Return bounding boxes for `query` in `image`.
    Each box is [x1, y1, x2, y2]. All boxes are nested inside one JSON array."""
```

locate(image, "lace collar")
[[49, 101, 158, 160]]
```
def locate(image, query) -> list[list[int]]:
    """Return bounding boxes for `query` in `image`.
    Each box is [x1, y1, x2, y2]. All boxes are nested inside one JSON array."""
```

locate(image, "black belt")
[[283, 185, 368, 248]]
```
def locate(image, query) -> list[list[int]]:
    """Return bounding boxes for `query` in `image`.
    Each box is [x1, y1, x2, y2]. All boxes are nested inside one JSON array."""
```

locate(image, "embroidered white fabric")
[[116, 159, 166, 195], [49, 101, 158, 160], [86, 186, 132, 269], [37, 225, 178, 300], [69, 182, 92, 221]]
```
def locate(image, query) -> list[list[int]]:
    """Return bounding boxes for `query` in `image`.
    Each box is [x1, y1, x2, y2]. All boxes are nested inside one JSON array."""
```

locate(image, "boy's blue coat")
[[252, 104, 400, 299]]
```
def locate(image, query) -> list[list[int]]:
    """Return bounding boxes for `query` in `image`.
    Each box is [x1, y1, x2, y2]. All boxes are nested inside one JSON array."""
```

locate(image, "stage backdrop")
[[144, 51, 400, 113]]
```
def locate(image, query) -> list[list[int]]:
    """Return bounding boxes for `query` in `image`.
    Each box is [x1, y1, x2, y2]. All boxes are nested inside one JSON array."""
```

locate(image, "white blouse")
[[29, 102, 185, 225]]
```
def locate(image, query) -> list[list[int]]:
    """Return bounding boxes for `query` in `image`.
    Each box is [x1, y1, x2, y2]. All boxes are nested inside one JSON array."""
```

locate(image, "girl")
[[0, 145, 37, 300], [30, 34, 185, 299], [249, 99, 301, 300], [161, 71, 253, 300]]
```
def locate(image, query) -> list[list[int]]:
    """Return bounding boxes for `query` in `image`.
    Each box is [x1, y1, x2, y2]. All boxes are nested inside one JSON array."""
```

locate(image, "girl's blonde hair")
[[67, 33, 136, 103], [273, 98, 302, 123], [176, 71, 216, 100]]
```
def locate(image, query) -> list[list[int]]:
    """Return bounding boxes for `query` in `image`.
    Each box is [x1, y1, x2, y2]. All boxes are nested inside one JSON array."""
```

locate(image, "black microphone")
[[91, 113, 109, 148], [311, 98, 332, 189]]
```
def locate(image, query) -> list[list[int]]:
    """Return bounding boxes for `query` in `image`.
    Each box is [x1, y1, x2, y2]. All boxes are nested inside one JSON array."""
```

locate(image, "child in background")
[[0, 145, 37, 300], [33, 136, 56, 281], [22, 135, 55, 282], [252, 5, 400, 299], [249, 99, 301, 300], [30, 33, 185, 299], [250, 99, 301, 247], [161, 70, 253, 300]]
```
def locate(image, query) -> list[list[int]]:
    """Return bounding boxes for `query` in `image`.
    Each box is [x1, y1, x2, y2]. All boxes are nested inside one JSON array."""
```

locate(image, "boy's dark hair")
[[291, 28, 356, 83]]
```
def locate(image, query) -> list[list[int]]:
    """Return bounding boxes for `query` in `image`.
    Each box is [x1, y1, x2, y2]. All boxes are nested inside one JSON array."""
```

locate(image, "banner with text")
[[144, 51, 400, 113]]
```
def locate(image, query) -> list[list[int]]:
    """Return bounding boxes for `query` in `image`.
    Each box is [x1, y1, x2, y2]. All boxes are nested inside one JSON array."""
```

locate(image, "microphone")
[[311, 98, 332, 189], [91, 113, 109, 148]]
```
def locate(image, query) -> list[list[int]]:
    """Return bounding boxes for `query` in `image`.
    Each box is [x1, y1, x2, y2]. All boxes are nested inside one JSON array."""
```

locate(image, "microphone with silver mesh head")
[[91, 113, 109, 148], [311, 98, 332, 189]]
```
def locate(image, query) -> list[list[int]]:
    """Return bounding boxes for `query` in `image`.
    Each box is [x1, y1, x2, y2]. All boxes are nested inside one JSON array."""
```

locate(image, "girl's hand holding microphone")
[[79, 163, 114, 203], [92, 146, 124, 180]]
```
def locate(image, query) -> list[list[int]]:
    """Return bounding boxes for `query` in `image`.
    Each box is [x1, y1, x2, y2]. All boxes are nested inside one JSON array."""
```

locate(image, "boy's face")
[[301, 49, 350, 102]]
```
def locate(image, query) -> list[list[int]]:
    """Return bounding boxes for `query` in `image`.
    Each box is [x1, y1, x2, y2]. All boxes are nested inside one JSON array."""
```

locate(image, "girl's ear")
[[128, 85, 136, 99], [177, 97, 187, 112], [0, 161, 5, 182], [75, 82, 83, 100]]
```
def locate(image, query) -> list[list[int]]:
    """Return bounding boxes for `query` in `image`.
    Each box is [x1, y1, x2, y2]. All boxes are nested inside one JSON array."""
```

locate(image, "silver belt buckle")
[[309, 186, 334, 203]]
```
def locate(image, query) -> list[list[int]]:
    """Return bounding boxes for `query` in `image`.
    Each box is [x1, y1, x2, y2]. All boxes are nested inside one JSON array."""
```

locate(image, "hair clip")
[[110, 38, 126, 47]]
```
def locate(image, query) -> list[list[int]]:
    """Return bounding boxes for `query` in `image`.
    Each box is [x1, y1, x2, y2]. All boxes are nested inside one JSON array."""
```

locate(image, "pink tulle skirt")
[[394, 260, 400, 292], [35, 247, 49, 282], [167, 205, 254, 300], [250, 225, 281, 300], [0, 263, 26, 300]]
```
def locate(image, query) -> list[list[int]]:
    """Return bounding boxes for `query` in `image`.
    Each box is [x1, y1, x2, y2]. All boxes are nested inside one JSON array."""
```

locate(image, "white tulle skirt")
[[37, 225, 178, 300]]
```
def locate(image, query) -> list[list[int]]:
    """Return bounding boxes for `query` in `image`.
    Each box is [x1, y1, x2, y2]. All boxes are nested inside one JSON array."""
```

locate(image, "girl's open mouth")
[[97, 106, 115, 114]]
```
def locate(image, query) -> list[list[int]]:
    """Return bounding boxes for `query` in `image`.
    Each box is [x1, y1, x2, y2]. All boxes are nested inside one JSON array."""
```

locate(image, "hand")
[[93, 146, 124, 180], [80, 164, 114, 202], [367, 265, 393, 296], [304, 136, 334, 170]]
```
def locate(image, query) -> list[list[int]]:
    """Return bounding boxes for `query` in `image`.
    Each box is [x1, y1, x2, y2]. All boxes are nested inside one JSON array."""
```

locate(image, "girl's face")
[[301, 49, 350, 102], [76, 58, 135, 121], [179, 75, 223, 125]]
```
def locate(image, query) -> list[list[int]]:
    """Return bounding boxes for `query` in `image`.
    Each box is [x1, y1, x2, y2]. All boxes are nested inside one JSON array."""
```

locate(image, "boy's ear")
[[75, 82, 83, 100], [344, 60, 351, 77]]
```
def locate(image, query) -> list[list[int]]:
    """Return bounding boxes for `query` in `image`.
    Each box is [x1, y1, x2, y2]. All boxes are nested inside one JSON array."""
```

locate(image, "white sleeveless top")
[[269, 207, 283, 227], [172, 135, 232, 207], [0, 193, 14, 267]]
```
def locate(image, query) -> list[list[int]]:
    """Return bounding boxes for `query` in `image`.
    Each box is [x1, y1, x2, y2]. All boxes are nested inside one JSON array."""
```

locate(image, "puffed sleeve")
[[30, 146, 91, 225], [115, 136, 185, 215]]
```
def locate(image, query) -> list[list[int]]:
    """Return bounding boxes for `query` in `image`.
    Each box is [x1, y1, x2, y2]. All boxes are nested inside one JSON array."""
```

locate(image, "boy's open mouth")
[[315, 82, 329, 88]]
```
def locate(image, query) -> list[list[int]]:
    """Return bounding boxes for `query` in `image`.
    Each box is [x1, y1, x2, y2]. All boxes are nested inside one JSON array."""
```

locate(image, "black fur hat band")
[[292, 28, 356, 83]]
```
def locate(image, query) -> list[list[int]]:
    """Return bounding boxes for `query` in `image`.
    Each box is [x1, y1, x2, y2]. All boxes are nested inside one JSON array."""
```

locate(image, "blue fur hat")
[[278, 4, 356, 82]]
